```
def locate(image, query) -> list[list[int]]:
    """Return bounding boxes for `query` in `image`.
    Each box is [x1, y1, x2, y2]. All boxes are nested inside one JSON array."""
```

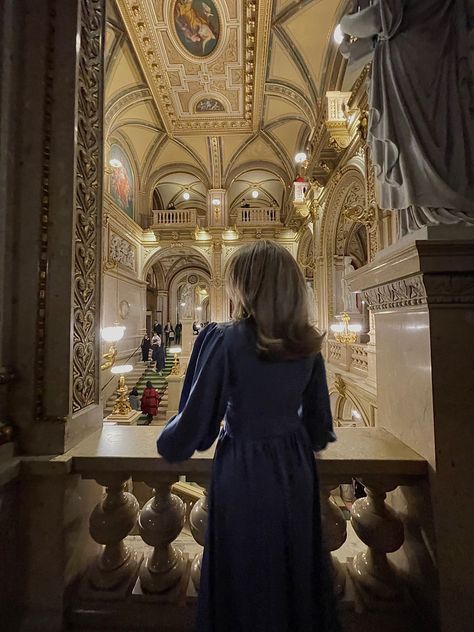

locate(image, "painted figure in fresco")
[[339, 0, 474, 234], [174, 0, 219, 56], [196, 97, 224, 112], [111, 162, 132, 211]]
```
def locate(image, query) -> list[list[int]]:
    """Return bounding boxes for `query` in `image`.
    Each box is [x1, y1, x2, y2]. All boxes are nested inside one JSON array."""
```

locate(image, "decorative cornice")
[[364, 273, 474, 312], [364, 275, 426, 312]]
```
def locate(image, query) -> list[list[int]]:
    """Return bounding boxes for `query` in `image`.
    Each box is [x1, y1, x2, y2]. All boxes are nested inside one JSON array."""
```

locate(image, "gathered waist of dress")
[[220, 417, 307, 443]]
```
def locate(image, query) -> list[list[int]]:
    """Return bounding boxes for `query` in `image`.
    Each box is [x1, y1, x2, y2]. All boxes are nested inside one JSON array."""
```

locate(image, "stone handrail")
[[236, 207, 280, 224], [150, 208, 198, 227], [54, 425, 426, 616]]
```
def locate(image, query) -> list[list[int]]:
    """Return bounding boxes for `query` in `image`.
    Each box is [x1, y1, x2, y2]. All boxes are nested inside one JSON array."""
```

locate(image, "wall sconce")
[[330, 312, 361, 344]]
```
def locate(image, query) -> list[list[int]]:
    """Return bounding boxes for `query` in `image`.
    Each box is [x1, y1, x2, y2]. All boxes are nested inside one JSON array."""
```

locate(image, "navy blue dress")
[[157, 322, 339, 632]]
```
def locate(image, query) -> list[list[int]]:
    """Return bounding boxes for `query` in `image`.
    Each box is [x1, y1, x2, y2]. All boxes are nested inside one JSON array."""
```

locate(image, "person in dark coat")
[[164, 321, 174, 346], [129, 387, 140, 411], [141, 381, 160, 424], [175, 321, 182, 345], [157, 240, 340, 632], [141, 334, 151, 362], [155, 337, 166, 375], [151, 334, 161, 367]]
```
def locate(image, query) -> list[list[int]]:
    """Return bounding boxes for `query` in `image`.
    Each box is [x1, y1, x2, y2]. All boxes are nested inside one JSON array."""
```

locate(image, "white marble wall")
[[102, 271, 146, 363]]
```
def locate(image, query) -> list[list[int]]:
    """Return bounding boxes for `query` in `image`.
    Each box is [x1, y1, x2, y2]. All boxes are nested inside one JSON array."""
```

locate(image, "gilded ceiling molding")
[[141, 243, 213, 281], [260, 130, 295, 182], [272, 26, 318, 103], [225, 160, 289, 191], [115, 0, 272, 135], [145, 163, 211, 208], [108, 119, 162, 138], [104, 86, 155, 136], [265, 82, 316, 127]]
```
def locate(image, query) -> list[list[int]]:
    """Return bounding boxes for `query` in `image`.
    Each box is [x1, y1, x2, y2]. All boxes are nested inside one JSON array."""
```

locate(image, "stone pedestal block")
[[348, 226, 474, 632], [166, 374, 186, 418]]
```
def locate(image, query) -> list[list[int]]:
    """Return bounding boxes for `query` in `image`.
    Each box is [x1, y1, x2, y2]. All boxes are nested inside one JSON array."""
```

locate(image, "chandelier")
[[330, 312, 361, 344]]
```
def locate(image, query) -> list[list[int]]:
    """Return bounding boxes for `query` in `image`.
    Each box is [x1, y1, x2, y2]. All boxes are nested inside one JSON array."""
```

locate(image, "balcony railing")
[[236, 207, 280, 225], [151, 209, 198, 228], [328, 340, 370, 376], [57, 425, 426, 629]]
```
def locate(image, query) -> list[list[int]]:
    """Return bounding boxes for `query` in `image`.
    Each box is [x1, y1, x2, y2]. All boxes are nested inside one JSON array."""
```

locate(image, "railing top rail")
[[55, 426, 427, 480]]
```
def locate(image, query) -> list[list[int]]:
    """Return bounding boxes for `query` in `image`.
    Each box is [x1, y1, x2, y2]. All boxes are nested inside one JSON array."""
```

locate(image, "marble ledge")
[[41, 426, 428, 482], [347, 226, 474, 293]]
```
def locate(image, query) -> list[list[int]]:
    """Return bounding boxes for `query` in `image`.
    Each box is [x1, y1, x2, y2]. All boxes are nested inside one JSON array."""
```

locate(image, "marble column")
[[210, 241, 225, 322], [179, 317, 195, 372], [0, 1, 106, 628], [348, 226, 474, 631]]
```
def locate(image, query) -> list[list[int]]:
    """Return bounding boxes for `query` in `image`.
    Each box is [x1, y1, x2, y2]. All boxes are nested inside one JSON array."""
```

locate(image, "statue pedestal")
[[104, 410, 141, 425], [348, 227, 474, 631], [166, 374, 186, 418]]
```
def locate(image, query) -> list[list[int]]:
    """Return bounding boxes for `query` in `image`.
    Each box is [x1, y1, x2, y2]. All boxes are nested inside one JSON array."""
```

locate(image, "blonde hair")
[[226, 240, 323, 360]]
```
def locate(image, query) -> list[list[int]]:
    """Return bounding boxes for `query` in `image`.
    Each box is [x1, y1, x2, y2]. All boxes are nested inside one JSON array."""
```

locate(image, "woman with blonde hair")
[[158, 240, 339, 632]]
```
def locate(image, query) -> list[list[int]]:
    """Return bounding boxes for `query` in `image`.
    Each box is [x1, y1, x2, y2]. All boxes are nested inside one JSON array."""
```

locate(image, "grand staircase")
[[103, 351, 174, 424]]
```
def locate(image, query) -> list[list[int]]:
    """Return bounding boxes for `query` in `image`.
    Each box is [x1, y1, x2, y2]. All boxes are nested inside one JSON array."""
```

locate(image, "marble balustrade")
[[328, 340, 370, 376], [52, 425, 426, 613]]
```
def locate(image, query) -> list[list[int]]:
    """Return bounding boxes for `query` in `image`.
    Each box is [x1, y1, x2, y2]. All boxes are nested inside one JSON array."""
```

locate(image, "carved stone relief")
[[72, 0, 104, 413], [109, 232, 136, 271]]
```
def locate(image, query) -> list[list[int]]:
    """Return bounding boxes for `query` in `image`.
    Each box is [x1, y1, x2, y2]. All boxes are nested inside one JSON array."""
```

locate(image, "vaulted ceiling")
[[104, 0, 353, 216]]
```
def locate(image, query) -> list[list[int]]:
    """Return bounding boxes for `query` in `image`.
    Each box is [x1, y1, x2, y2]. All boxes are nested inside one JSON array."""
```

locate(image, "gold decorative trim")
[[34, 0, 56, 422]]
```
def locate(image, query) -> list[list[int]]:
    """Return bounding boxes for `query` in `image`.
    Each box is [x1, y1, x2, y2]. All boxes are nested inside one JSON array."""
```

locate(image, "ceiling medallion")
[[173, 1, 220, 58]]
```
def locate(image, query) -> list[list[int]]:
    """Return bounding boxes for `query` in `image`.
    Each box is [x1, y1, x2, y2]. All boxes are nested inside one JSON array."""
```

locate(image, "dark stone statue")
[[340, 0, 474, 234]]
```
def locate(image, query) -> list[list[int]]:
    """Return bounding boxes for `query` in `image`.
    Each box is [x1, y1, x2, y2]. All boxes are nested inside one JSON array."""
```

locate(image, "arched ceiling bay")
[[105, 0, 351, 216]]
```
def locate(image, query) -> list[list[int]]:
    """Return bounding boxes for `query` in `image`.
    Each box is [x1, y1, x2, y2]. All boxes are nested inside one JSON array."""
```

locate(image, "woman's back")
[[223, 321, 315, 439]]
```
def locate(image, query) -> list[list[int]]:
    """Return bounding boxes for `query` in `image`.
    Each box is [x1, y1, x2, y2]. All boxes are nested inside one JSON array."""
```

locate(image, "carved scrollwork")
[[72, 0, 104, 413]]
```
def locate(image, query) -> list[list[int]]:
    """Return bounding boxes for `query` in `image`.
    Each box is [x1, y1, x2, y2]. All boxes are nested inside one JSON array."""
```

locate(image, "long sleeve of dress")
[[157, 323, 227, 463], [302, 353, 337, 451]]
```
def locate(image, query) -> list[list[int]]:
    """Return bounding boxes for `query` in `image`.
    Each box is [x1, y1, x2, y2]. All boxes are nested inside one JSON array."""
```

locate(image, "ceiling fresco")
[[105, 0, 356, 216]]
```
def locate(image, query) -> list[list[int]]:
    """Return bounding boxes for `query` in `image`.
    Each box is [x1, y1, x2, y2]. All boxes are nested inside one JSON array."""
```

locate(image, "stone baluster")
[[87, 474, 140, 593], [189, 486, 209, 591], [349, 480, 404, 602], [138, 479, 187, 594], [320, 482, 347, 596]]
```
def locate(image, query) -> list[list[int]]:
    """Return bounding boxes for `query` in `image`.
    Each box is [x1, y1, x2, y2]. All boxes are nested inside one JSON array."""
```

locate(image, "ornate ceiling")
[[116, 0, 270, 134], [105, 0, 353, 215]]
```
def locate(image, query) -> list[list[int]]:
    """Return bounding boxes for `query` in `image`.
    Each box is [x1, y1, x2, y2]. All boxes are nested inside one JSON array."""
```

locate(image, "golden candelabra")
[[170, 353, 181, 376], [111, 374, 132, 416], [331, 312, 360, 345], [168, 345, 183, 376]]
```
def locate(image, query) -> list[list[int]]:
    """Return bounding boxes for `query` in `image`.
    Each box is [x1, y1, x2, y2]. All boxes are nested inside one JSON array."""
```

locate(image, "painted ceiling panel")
[[268, 119, 307, 164], [105, 43, 144, 102], [267, 35, 310, 96], [119, 125, 160, 165], [230, 136, 284, 173], [264, 94, 308, 127], [283, 0, 340, 95]]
